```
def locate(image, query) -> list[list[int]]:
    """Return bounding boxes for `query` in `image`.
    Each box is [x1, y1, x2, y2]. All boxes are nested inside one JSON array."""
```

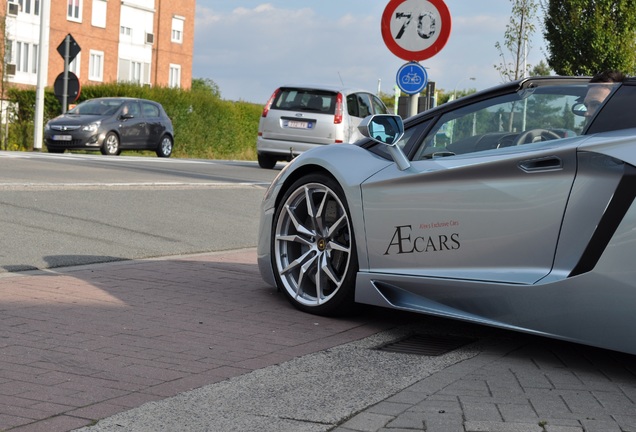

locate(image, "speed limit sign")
[[381, 0, 452, 62]]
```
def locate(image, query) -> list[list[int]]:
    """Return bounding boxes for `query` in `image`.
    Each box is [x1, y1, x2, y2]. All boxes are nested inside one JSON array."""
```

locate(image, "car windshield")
[[68, 99, 124, 116]]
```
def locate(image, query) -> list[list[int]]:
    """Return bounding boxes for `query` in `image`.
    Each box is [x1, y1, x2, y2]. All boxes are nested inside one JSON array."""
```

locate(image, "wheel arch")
[[160, 132, 174, 142], [104, 129, 121, 140], [273, 163, 371, 275]]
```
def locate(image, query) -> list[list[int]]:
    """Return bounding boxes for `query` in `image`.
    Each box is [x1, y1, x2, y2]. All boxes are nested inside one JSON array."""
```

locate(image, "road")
[[0, 151, 279, 272]]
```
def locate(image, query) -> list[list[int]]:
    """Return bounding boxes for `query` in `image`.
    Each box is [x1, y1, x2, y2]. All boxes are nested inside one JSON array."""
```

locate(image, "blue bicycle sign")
[[402, 72, 422, 85], [396, 62, 428, 95]]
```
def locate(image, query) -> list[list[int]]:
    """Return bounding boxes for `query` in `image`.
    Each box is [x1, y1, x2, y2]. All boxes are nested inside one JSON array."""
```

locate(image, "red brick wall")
[[45, 0, 194, 89], [152, 0, 195, 89]]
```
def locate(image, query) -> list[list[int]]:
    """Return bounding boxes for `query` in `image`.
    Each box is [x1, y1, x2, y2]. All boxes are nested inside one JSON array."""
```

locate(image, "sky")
[[193, 1, 547, 104]]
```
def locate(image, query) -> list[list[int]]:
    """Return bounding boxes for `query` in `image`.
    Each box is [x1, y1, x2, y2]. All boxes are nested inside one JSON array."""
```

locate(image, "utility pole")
[[33, 0, 51, 151]]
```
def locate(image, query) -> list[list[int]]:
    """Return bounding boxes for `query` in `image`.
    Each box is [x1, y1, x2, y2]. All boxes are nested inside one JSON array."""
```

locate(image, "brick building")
[[1, 0, 195, 91]]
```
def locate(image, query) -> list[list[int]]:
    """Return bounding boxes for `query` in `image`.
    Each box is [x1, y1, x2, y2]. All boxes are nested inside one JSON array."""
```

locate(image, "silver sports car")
[[257, 76, 636, 355]]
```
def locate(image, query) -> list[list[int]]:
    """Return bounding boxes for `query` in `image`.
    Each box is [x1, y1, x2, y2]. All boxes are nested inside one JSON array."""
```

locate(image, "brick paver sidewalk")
[[336, 335, 636, 432], [0, 249, 404, 432]]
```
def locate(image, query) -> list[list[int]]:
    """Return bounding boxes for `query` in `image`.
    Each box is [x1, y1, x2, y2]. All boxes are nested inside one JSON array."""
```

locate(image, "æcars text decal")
[[384, 224, 460, 255]]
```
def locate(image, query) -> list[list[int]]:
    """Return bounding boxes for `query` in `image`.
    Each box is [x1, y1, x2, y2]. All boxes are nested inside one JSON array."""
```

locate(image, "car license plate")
[[287, 120, 311, 129], [52, 135, 72, 141]]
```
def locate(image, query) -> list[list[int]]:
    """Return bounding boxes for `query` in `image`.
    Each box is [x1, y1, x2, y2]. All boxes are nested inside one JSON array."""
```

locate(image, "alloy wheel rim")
[[106, 136, 118, 153], [161, 138, 172, 155], [274, 182, 352, 307]]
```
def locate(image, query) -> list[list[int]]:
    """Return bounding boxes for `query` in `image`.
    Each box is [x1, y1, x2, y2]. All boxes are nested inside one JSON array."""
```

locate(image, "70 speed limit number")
[[381, 0, 452, 62]]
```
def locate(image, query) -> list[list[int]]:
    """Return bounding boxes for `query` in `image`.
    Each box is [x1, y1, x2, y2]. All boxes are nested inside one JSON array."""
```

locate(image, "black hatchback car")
[[44, 97, 174, 157]]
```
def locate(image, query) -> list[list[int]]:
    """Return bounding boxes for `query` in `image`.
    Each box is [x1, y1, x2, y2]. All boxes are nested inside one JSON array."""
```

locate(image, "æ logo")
[[384, 224, 460, 255]]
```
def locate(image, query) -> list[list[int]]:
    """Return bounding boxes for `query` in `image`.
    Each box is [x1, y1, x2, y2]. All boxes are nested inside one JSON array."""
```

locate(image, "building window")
[[15, 42, 22, 71], [171, 16, 184, 43], [11, 41, 38, 74], [18, 0, 39, 15], [16, 42, 27, 72], [118, 58, 150, 85], [5, 40, 13, 65], [67, 0, 82, 22], [131, 61, 141, 83], [89, 50, 103, 81], [31, 44, 38, 74], [169, 64, 181, 88], [91, 0, 106, 28], [21, 43, 28, 72], [120, 26, 132, 36]]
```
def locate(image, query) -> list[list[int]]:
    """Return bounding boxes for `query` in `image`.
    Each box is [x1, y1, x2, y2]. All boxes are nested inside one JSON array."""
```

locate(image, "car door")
[[141, 101, 163, 149], [118, 101, 147, 148], [345, 92, 373, 142], [361, 89, 587, 284]]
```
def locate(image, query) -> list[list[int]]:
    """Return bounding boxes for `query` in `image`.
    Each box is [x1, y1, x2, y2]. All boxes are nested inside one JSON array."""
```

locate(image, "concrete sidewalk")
[[1, 249, 635, 432], [75, 326, 636, 432]]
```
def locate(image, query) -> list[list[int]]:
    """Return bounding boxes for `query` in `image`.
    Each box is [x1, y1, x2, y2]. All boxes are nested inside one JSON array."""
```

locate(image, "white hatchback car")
[[256, 85, 389, 168]]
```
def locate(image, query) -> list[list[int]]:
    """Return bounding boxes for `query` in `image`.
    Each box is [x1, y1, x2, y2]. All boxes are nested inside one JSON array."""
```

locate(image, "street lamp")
[[453, 77, 476, 100]]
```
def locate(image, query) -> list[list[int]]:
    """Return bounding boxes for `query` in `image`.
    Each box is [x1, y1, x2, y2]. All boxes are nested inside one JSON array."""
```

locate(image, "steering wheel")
[[513, 129, 561, 145]]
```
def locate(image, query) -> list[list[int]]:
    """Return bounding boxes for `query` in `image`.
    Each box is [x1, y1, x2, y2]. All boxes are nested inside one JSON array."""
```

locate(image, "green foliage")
[[191, 78, 221, 98], [543, 0, 636, 76], [378, 91, 395, 112], [436, 88, 478, 105], [495, 0, 540, 81], [4, 81, 263, 159], [530, 60, 552, 76], [3, 87, 61, 151]]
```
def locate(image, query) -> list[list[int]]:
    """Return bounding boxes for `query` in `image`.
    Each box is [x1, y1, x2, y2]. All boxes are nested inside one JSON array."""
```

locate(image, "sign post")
[[381, 0, 451, 116], [56, 34, 81, 113]]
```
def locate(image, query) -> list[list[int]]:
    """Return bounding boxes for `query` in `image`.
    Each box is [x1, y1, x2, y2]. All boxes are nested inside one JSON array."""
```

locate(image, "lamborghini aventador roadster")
[[257, 76, 636, 355]]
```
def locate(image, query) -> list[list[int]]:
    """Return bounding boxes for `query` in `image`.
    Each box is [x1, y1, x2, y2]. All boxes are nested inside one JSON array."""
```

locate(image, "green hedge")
[[2, 82, 263, 160]]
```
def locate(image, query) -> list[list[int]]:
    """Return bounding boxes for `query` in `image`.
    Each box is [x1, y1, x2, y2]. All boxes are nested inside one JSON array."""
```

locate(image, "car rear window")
[[272, 88, 337, 115]]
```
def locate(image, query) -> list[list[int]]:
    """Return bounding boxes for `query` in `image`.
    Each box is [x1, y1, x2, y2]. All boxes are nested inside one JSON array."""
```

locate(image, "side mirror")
[[358, 114, 405, 146], [358, 114, 411, 171], [572, 102, 587, 117]]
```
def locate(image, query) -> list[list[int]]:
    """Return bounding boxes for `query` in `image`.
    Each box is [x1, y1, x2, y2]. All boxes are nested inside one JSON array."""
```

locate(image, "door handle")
[[518, 156, 562, 172]]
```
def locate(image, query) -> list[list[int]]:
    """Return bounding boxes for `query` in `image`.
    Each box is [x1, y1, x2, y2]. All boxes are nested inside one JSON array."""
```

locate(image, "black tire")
[[156, 135, 173, 157], [101, 132, 121, 155], [258, 153, 277, 169], [271, 174, 358, 316]]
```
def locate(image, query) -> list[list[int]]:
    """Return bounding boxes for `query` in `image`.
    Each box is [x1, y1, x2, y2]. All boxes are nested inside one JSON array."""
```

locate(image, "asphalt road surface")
[[0, 151, 279, 273]]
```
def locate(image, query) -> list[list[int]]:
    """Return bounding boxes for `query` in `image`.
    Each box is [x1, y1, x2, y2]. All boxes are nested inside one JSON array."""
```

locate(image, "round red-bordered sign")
[[381, 0, 452, 62]]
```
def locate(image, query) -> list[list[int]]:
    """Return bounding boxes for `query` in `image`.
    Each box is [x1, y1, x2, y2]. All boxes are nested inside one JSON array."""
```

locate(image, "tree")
[[191, 78, 221, 98], [530, 60, 552, 76], [543, 0, 636, 76], [495, 0, 540, 82]]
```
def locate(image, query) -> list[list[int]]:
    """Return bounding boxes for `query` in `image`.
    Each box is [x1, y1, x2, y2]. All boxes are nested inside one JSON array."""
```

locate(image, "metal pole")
[[408, 93, 419, 117], [33, 0, 51, 151], [62, 35, 70, 113]]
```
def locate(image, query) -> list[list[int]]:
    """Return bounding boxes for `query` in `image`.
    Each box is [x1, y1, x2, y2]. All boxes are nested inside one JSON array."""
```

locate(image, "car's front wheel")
[[101, 132, 121, 155], [272, 174, 357, 315], [156, 135, 173, 157]]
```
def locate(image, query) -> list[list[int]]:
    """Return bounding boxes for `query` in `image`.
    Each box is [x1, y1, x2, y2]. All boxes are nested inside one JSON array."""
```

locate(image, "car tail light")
[[334, 93, 343, 125], [262, 88, 280, 117]]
